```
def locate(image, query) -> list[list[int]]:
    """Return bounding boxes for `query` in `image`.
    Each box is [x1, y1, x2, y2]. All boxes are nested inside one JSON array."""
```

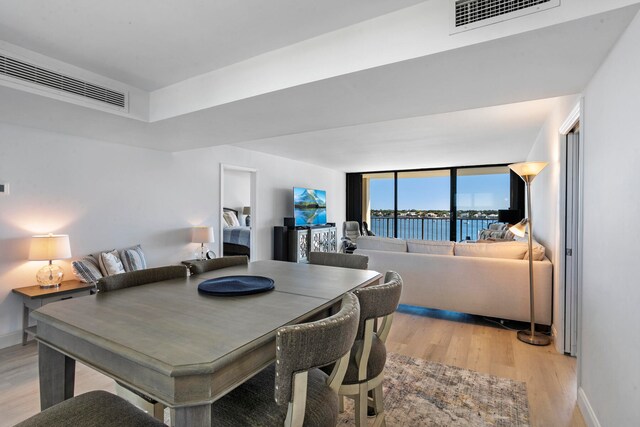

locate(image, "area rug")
[[337, 353, 529, 426]]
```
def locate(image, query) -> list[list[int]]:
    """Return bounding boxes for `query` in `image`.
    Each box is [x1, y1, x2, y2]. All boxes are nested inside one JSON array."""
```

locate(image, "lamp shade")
[[508, 162, 548, 180], [192, 226, 214, 243], [242, 206, 251, 215], [29, 234, 71, 261], [509, 219, 528, 238]]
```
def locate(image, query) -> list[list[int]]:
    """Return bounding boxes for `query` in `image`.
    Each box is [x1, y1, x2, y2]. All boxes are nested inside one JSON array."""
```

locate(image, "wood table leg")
[[38, 342, 75, 410], [22, 304, 29, 345], [174, 404, 211, 427]]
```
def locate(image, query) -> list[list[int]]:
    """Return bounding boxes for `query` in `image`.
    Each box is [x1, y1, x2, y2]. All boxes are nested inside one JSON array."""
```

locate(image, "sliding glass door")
[[397, 170, 450, 240], [363, 173, 394, 237]]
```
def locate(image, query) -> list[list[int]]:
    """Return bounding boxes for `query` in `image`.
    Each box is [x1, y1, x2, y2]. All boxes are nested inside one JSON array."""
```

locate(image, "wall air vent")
[[0, 54, 126, 109], [452, 0, 560, 33]]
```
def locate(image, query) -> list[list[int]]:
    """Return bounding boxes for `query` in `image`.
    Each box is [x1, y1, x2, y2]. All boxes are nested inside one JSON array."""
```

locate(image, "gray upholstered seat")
[[308, 252, 369, 270], [210, 293, 361, 427], [342, 221, 362, 254], [339, 271, 403, 427], [15, 390, 166, 427], [185, 255, 248, 275], [96, 265, 188, 293]]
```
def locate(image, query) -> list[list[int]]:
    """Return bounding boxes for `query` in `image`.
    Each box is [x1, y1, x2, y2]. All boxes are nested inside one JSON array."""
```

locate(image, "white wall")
[[574, 10, 640, 426], [0, 123, 345, 348], [525, 94, 579, 351]]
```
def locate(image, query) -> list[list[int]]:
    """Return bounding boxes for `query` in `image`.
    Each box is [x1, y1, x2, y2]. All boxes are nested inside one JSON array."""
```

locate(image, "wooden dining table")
[[32, 260, 381, 426]]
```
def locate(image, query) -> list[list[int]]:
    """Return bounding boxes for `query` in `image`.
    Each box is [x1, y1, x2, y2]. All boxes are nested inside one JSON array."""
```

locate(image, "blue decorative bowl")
[[197, 275, 274, 296]]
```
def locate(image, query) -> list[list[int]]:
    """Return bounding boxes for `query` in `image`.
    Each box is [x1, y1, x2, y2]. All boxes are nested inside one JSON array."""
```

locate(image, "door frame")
[[219, 164, 258, 259], [557, 99, 584, 356]]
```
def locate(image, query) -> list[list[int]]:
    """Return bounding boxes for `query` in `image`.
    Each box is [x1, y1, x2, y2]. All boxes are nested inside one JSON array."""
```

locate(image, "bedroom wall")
[[0, 123, 346, 348], [525, 94, 579, 350], [223, 169, 251, 224], [574, 10, 640, 426]]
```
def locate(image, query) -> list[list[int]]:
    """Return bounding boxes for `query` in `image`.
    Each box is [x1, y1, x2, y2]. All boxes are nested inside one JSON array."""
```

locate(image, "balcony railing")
[[370, 216, 498, 241]]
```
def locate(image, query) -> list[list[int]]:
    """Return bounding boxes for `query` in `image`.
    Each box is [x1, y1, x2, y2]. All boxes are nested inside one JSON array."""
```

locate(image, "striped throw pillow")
[[71, 256, 103, 284], [120, 245, 147, 272]]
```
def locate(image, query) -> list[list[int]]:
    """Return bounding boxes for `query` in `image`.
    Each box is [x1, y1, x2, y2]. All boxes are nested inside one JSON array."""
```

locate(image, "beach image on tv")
[[294, 188, 327, 225]]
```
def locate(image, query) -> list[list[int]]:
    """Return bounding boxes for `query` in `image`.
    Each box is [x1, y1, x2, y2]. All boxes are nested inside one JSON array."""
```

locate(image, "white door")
[[564, 124, 580, 356]]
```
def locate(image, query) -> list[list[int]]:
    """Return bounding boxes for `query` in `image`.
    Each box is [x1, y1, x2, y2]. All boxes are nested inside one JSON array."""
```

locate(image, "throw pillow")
[[223, 211, 240, 227], [98, 250, 126, 276], [71, 256, 103, 283], [120, 245, 147, 272]]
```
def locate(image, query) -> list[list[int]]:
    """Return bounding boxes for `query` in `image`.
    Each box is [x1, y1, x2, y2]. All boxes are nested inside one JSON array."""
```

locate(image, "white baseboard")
[[577, 387, 601, 427], [0, 329, 23, 349]]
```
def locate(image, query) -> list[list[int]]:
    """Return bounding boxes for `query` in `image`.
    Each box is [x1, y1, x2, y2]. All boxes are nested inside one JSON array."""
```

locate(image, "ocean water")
[[370, 217, 496, 241]]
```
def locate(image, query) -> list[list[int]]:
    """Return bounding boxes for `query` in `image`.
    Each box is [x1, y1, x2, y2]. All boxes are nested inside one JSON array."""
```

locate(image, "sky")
[[370, 173, 510, 210]]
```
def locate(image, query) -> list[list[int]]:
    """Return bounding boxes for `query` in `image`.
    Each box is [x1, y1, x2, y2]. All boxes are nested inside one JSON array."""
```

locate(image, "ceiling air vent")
[[0, 54, 126, 109], [452, 0, 560, 33]]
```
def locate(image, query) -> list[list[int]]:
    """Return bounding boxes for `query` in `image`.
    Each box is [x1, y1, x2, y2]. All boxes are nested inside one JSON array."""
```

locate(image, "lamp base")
[[517, 329, 551, 346], [36, 264, 64, 288]]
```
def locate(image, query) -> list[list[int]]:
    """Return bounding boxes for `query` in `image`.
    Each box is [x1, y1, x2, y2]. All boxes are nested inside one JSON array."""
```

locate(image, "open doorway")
[[220, 164, 257, 260]]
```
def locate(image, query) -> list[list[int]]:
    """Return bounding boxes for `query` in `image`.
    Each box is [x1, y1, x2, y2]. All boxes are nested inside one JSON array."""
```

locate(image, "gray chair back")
[[342, 221, 362, 241], [353, 271, 403, 340], [96, 265, 188, 293], [187, 255, 248, 275], [274, 292, 360, 406], [308, 252, 368, 270]]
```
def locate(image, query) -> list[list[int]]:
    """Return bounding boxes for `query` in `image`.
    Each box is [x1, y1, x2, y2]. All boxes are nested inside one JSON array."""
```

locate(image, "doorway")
[[219, 164, 257, 260]]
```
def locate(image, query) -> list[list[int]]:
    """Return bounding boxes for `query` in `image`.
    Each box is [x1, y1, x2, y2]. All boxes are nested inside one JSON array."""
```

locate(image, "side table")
[[12, 280, 94, 345]]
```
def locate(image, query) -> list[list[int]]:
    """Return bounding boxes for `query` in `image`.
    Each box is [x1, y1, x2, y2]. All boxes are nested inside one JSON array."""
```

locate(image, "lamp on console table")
[[192, 226, 215, 261], [508, 161, 550, 346], [29, 234, 72, 288], [242, 206, 251, 226]]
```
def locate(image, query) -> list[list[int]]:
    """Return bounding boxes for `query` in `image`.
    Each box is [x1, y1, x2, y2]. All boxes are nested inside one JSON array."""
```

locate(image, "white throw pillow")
[[406, 239, 454, 255], [514, 237, 546, 261], [223, 211, 240, 227], [98, 250, 126, 276], [356, 236, 407, 252]]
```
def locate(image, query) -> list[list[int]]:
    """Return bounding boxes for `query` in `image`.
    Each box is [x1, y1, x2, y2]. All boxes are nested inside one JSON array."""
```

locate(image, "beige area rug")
[[337, 353, 529, 427]]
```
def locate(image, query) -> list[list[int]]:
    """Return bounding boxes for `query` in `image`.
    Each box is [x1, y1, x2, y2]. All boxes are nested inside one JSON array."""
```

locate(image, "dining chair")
[[185, 255, 248, 275], [209, 292, 361, 427], [96, 265, 188, 420], [15, 390, 167, 427], [339, 271, 403, 427], [309, 252, 369, 270], [96, 265, 188, 293]]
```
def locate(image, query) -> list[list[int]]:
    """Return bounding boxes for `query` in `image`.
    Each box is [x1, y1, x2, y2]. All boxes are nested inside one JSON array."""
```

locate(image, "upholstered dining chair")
[[96, 265, 188, 293], [15, 390, 167, 427], [338, 271, 403, 427], [96, 265, 188, 420], [184, 255, 248, 275], [342, 221, 362, 254], [309, 252, 369, 270], [209, 292, 361, 427]]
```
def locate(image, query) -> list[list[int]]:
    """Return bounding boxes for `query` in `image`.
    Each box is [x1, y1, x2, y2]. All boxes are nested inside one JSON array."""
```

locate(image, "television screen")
[[294, 187, 327, 226]]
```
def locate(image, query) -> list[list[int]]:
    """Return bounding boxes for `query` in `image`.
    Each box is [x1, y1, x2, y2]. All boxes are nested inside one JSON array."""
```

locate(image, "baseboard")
[[577, 387, 601, 427], [0, 329, 23, 349]]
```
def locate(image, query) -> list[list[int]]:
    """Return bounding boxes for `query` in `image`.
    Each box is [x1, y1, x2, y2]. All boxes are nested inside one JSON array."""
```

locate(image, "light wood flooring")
[[0, 306, 585, 427]]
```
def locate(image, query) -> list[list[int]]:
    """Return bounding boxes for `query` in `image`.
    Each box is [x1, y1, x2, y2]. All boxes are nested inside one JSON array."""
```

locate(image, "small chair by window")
[[210, 293, 361, 427]]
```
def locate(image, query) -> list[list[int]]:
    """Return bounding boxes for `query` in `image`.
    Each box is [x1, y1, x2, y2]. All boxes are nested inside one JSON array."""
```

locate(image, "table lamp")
[[242, 206, 251, 226], [192, 226, 215, 260], [508, 161, 550, 346], [29, 234, 72, 288]]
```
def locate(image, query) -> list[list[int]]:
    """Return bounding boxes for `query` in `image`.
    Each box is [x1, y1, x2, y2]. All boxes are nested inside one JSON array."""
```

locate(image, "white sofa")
[[355, 236, 552, 325]]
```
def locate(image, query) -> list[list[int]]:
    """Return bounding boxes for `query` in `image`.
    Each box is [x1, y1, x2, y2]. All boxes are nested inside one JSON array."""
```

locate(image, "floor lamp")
[[509, 161, 551, 346]]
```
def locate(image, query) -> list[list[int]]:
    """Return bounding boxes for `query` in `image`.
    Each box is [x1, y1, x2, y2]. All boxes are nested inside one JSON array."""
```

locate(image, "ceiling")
[[0, 0, 425, 90], [0, 2, 638, 172]]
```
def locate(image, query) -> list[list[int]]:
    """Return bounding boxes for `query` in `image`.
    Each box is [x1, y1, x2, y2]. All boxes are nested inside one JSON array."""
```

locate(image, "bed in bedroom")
[[222, 207, 251, 257]]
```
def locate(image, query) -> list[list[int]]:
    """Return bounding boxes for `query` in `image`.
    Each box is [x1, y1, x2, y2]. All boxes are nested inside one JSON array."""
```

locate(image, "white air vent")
[[452, 0, 560, 33], [0, 54, 126, 109]]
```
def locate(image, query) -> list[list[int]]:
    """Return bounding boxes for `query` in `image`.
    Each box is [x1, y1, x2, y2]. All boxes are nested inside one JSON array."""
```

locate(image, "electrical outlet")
[[0, 183, 9, 195]]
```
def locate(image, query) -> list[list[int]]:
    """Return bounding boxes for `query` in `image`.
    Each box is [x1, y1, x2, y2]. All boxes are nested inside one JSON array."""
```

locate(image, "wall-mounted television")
[[293, 187, 327, 226]]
